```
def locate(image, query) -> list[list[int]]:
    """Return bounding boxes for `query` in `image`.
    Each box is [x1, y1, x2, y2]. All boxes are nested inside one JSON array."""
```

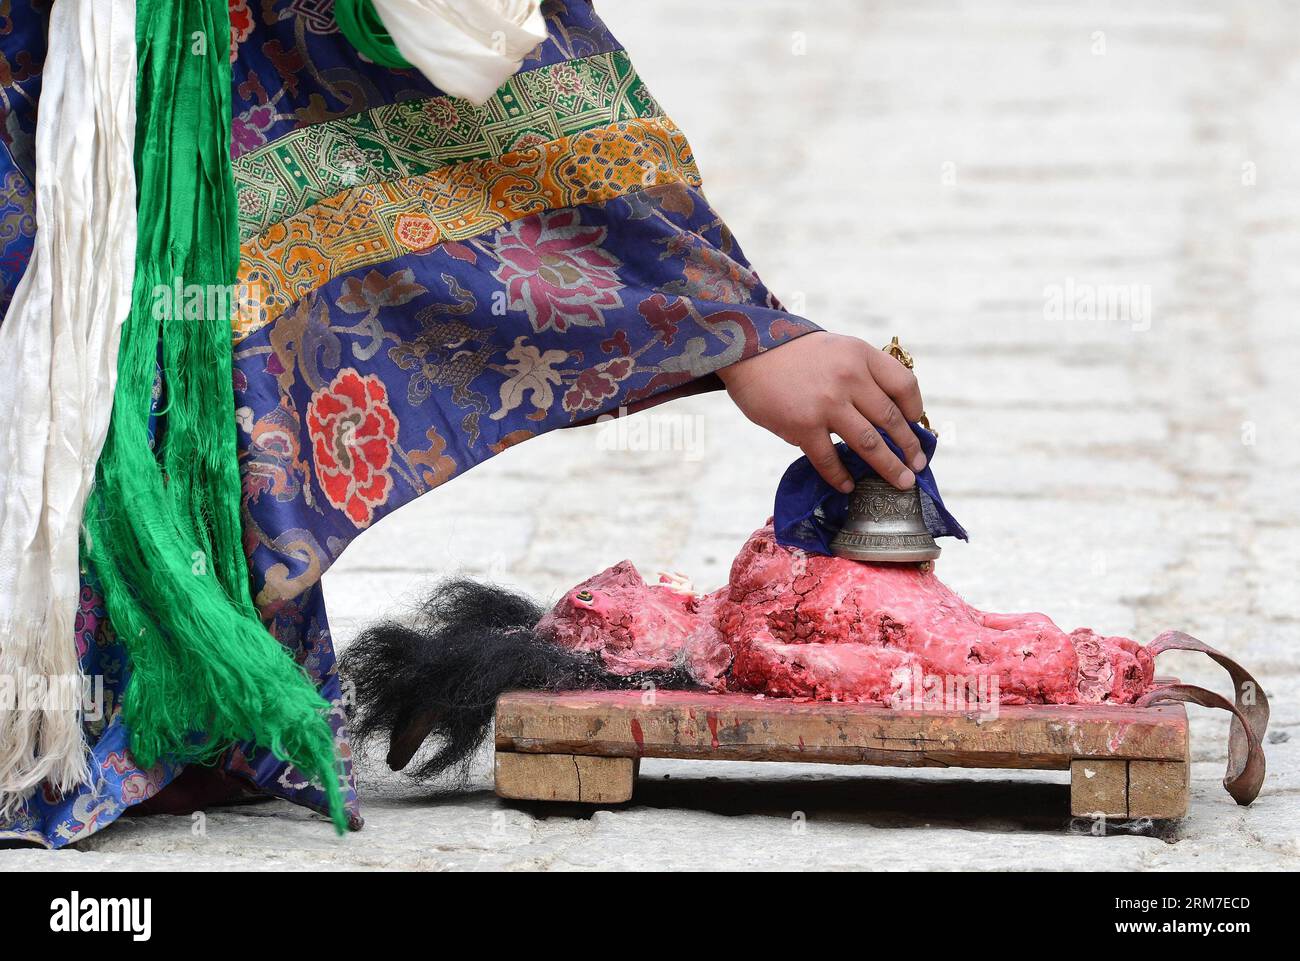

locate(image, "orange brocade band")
[[234, 116, 701, 342]]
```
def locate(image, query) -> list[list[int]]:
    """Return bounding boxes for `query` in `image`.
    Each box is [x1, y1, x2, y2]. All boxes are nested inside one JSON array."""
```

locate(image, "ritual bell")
[[829, 335, 940, 565], [829, 476, 941, 564]]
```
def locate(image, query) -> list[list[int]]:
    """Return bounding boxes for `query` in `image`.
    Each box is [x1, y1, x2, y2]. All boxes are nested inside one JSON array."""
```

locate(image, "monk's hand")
[[717, 332, 927, 493]]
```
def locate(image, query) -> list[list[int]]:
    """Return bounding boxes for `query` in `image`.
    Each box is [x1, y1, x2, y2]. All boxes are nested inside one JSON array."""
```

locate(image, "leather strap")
[[1138, 631, 1269, 805]]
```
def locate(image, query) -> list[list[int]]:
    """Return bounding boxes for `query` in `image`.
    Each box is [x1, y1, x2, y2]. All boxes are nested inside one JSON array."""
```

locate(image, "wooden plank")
[[1070, 758, 1128, 817], [495, 690, 1188, 770], [494, 752, 635, 803], [1128, 759, 1190, 819]]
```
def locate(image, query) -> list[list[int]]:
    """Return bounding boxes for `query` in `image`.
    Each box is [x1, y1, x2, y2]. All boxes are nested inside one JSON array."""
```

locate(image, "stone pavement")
[[7, 0, 1299, 870]]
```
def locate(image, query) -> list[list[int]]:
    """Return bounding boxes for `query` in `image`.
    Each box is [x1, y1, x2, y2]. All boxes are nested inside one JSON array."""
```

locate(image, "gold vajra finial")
[[884, 336, 934, 435], [884, 335, 914, 369]]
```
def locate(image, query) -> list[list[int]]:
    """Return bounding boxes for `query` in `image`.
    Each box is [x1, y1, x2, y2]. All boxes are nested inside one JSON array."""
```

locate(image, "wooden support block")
[[494, 752, 635, 804], [1069, 758, 1191, 819], [1070, 758, 1128, 817], [1128, 759, 1190, 819]]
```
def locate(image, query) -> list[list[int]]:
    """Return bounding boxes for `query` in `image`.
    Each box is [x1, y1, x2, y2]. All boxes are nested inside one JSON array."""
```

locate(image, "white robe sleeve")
[[371, 0, 548, 105]]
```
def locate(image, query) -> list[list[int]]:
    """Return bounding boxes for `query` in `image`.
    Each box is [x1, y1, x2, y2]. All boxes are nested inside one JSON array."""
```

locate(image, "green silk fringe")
[[334, 0, 414, 69], [83, 0, 345, 832]]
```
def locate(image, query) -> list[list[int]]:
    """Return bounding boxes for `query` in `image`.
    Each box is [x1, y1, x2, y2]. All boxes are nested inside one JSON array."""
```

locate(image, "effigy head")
[[537, 561, 660, 650], [537, 560, 725, 679]]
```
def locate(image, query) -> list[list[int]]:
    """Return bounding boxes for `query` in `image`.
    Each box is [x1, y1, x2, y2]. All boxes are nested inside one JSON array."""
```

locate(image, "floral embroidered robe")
[[0, 0, 817, 846]]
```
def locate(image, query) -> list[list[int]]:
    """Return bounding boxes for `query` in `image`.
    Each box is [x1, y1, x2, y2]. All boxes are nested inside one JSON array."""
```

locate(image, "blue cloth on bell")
[[773, 423, 968, 556]]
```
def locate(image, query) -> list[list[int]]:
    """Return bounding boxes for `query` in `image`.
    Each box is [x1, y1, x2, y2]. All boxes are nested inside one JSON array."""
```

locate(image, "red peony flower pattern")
[[229, 0, 253, 63], [306, 369, 399, 528]]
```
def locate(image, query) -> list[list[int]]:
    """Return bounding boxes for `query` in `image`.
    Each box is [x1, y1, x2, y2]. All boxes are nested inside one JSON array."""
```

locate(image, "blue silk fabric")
[[0, 0, 818, 846]]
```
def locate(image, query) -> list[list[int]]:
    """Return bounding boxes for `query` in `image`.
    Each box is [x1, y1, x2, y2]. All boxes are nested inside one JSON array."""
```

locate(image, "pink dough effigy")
[[542, 523, 1154, 706]]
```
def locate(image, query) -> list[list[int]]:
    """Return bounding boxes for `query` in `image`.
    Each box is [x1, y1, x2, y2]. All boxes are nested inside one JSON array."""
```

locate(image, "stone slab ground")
[[5, 0, 1298, 871]]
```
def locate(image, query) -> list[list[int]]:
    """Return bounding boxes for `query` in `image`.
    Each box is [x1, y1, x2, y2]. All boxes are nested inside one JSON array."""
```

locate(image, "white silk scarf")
[[0, 0, 137, 815], [373, 0, 547, 104]]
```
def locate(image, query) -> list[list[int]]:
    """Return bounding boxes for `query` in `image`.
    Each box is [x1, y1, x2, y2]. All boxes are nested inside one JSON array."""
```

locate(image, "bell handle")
[[883, 336, 935, 436]]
